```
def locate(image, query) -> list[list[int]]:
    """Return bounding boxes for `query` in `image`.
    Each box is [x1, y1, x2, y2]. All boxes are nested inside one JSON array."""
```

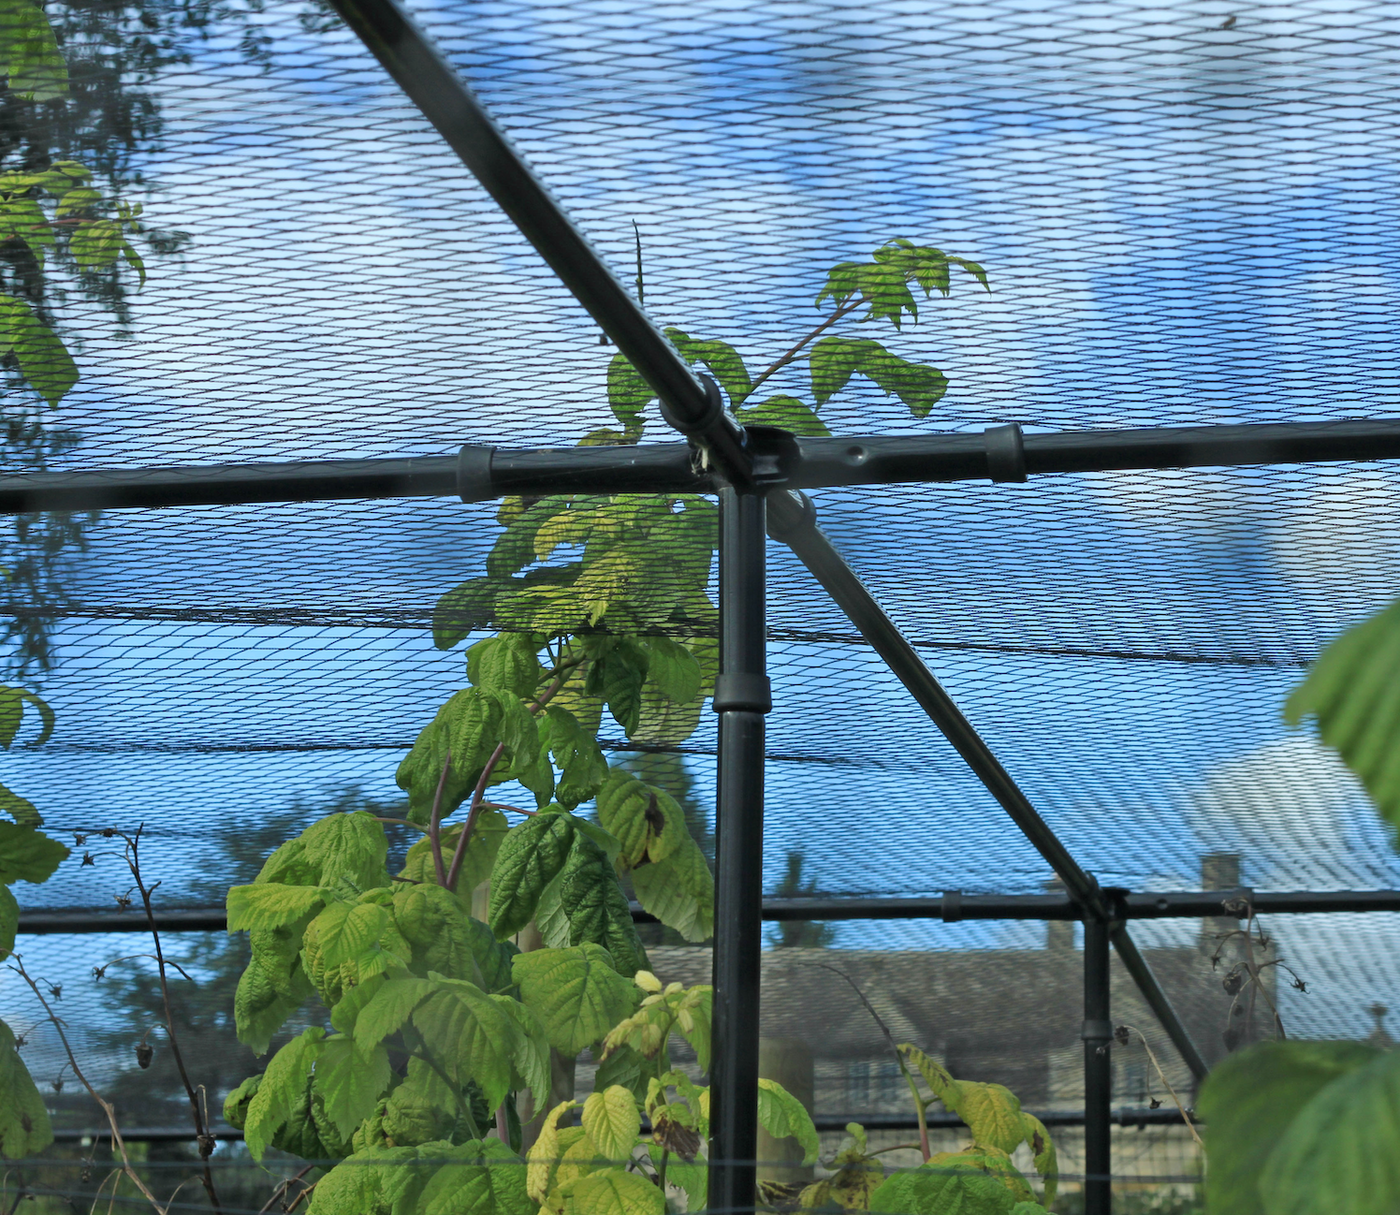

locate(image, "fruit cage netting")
[[4, 0, 1400, 1205]]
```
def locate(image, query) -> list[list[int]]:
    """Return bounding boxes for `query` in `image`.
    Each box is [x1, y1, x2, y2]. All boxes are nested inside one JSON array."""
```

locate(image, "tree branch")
[[8, 960, 167, 1215], [742, 297, 865, 402], [123, 828, 225, 1215], [426, 751, 453, 888]]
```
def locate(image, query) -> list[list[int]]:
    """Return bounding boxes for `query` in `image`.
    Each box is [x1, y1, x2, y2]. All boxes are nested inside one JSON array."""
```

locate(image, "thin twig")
[[481, 802, 536, 817], [7, 960, 166, 1215], [95, 955, 195, 983], [1117, 1025, 1204, 1149], [123, 828, 225, 1214], [255, 1164, 316, 1215], [742, 297, 865, 402]]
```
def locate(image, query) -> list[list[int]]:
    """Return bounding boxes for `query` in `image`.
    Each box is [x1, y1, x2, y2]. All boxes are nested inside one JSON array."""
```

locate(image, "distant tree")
[[768, 849, 835, 948]]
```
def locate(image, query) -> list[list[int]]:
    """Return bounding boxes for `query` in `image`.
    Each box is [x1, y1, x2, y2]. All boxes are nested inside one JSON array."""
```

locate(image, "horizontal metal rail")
[[43, 1106, 1199, 1144], [18, 888, 1400, 935], [3, 418, 1399, 513]]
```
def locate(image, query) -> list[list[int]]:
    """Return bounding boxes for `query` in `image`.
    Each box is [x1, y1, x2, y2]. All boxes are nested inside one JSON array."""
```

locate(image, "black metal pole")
[[709, 487, 770, 1215], [1083, 914, 1114, 1215]]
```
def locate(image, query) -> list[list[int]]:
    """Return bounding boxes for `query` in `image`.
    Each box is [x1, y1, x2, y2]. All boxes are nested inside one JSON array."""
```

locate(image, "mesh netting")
[[3, 0, 1400, 1197]]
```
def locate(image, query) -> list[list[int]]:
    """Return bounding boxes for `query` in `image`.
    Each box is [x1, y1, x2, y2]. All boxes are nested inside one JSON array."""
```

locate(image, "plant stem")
[[256, 1164, 316, 1215], [8, 961, 167, 1215], [443, 656, 582, 892], [742, 297, 865, 402], [1118, 1025, 1204, 1149], [495, 1103, 510, 1145], [125, 828, 225, 1215], [658, 1148, 670, 1190], [427, 751, 453, 887]]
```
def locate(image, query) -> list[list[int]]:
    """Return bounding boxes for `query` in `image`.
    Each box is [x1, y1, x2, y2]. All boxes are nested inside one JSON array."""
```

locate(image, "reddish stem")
[[426, 751, 453, 888]]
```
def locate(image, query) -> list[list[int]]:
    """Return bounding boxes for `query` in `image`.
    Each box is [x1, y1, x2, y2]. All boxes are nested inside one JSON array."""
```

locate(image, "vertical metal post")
[[708, 487, 770, 1215], [1083, 914, 1113, 1215]]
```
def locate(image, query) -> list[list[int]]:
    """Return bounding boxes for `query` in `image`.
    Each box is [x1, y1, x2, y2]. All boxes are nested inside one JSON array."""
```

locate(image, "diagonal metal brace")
[[766, 488, 1210, 1082]]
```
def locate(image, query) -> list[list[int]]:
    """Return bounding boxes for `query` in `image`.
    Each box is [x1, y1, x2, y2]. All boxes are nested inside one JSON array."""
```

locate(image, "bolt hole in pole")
[[708, 487, 771, 1215], [1083, 913, 1113, 1215]]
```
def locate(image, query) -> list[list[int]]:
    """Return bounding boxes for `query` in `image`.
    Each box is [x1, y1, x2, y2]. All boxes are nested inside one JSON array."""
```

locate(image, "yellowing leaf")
[[757, 1077, 820, 1165], [512, 944, 637, 1055], [582, 1085, 641, 1162], [564, 1168, 665, 1215], [528, 1100, 580, 1201]]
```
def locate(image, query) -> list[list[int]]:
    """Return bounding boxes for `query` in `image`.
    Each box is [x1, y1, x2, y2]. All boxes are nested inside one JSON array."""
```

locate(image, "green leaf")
[[314, 1034, 393, 1140], [298, 810, 390, 891], [121, 240, 146, 286], [1199, 1039, 1380, 1215], [640, 636, 703, 704], [596, 768, 685, 870], [306, 1144, 425, 1215], [406, 974, 520, 1111], [733, 394, 831, 437], [757, 1077, 820, 1166], [664, 329, 754, 404], [245, 1027, 326, 1160], [0, 686, 52, 751], [227, 883, 329, 932], [631, 835, 714, 943], [858, 347, 948, 419], [488, 810, 576, 939], [584, 638, 650, 736], [467, 633, 542, 698], [810, 335, 870, 406], [950, 1081, 1026, 1154], [419, 1138, 533, 1215], [1020, 1112, 1057, 1209], [869, 1160, 1017, 1215], [564, 1168, 665, 1215], [546, 706, 609, 811], [392, 881, 514, 991], [0, 1016, 52, 1157], [492, 994, 552, 1113], [0, 0, 68, 101], [512, 944, 638, 1055], [582, 1085, 642, 1162], [434, 578, 497, 650], [0, 293, 78, 407], [304, 899, 410, 998], [548, 829, 649, 977], [381, 1057, 461, 1147], [0, 883, 15, 960], [0, 781, 40, 829], [1258, 1046, 1400, 1215], [234, 927, 315, 1055], [353, 976, 436, 1049], [0, 822, 67, 883], [607, 354, 654, 431], [1285, 599, 1400, 831]]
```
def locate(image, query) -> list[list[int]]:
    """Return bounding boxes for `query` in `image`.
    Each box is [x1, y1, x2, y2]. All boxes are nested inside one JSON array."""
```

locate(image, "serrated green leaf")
[[0, 293, 77, 407], [758, 1077, 820, 1166], [581, 1085, 641, 1163], [858, 348, 948, 418], [551, 830, 649, 977], [810, 335, 871, 406], [1285, 599, 1400, 830], [305, 1144, 424, 1215], [512, 944, 638, 1055], [434, 578, 497, 650], [246, 1027, 326, 1160], [227, 883, 329, 932], [869, 1160, 1016, 1215], [314, 1034, 393, 1140], [491, 993, 552, 1112], [0, 822, 67, 883], [0, 1016, 52, 1157], [298, 810, 390, 891], [353, 976, 436, 1048], [397, 808, 507, 904], [391, 881, 514, 991], [950, 1081, 1026, 1154], [0, 781, 41, 829], [420, 1138, 533, 1215], [408, 975, 519, 1111], [565, 1168, 665, 1215], [733, 394, 831, 437], [584, 638, 650, 737], [467, 633, 542, 698], [640, 636, 703, 704], [0, 1, 68, 101], [1258, 1046, 1400, 1215], [631, 834, 714, 943], [665, 328, 754, 404], [1199, 1039, 1379, 1215], [235, 927, 315, 1054], [489, 810, 576, 938], [607, 354, 654, 430], [545, 705, 609, 811], [0, 883, 15, 960]]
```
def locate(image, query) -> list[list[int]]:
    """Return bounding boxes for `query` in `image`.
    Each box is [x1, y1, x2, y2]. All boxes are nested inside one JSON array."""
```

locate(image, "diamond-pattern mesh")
[[4, 0, 1400, 1200]]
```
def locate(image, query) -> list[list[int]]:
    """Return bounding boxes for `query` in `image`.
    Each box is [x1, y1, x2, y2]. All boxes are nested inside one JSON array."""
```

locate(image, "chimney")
[[1200, 852, 1243, 951]]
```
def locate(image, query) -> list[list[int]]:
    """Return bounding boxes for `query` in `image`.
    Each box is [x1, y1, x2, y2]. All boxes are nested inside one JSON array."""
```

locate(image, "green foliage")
[[0, 0, 68, 103], [1199, 1040, 1383, 1215], [758, 1076, 821, 1165], [512, 943, 637, 1055], [0, 818, 66, 882], [1285, 599, 1400, 830], [0, 1015, 51, 1156]]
